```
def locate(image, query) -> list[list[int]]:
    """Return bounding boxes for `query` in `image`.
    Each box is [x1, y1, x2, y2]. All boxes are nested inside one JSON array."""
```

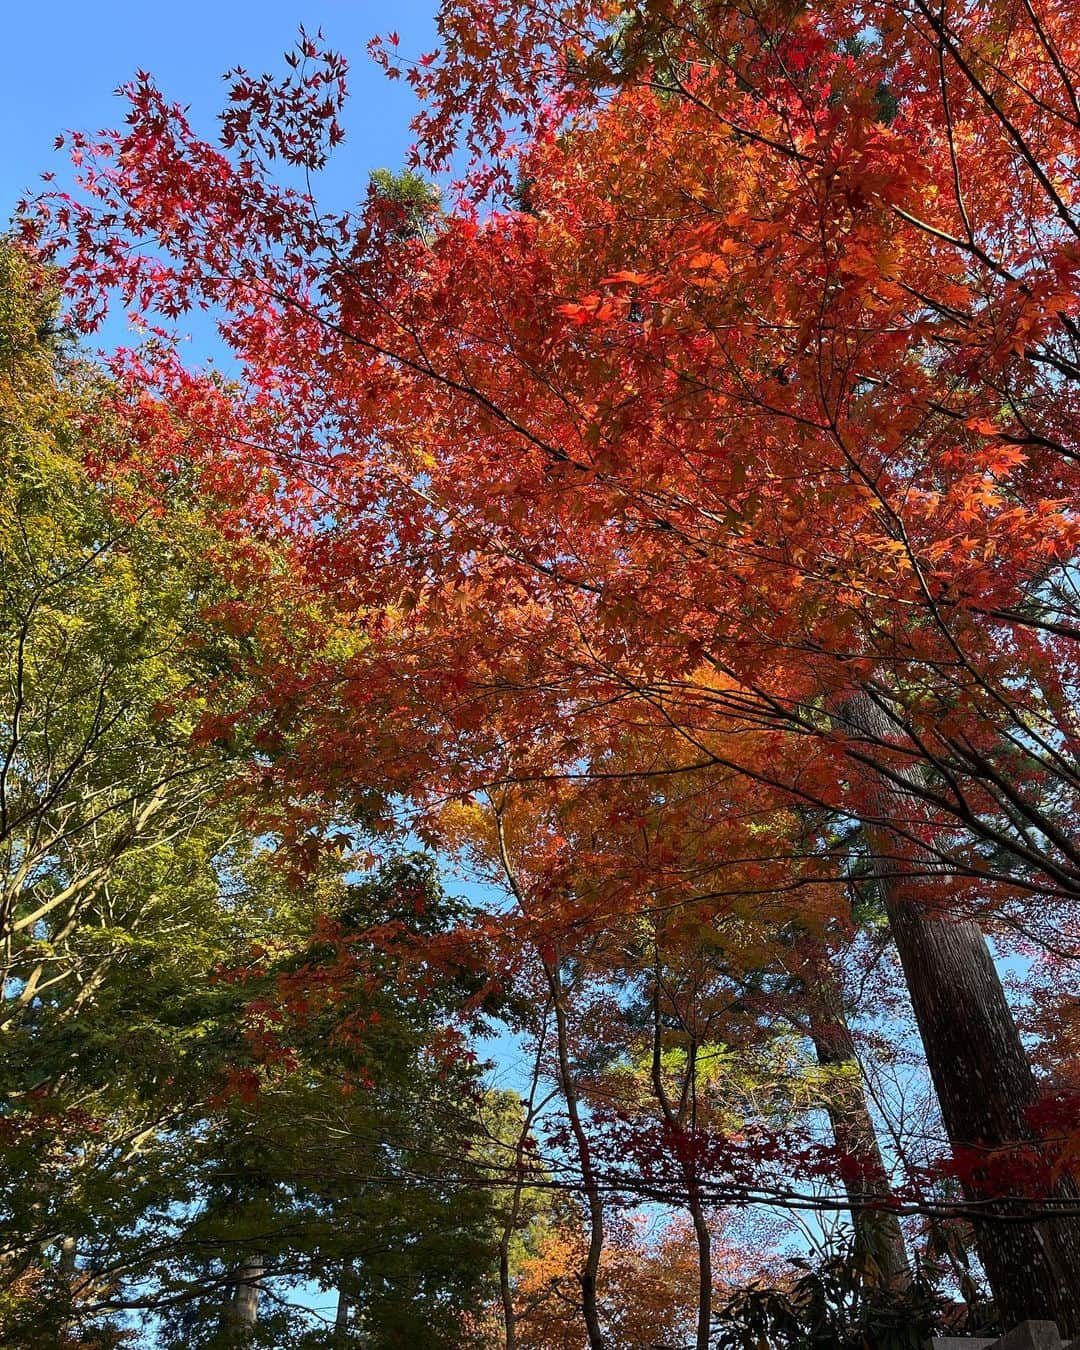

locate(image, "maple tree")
[[508, 1209, 733, 1349], [438, 751, 936, 1345], [12, 0, 1080, 1335]]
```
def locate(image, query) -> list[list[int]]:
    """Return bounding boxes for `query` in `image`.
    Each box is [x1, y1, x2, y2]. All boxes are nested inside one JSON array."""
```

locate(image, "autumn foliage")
[[7, 0, 1080, 1340]]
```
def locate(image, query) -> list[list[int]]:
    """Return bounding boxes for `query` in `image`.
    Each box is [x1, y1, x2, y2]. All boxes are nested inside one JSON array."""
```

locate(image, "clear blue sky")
[[3, 0, 436, 226]]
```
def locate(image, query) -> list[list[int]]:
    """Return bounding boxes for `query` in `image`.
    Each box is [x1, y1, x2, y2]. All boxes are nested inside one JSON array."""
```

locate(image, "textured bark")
[[806, 979, 911, 1289], [219, 1254, 265, 1336], [843, 690, 1080, 1332]]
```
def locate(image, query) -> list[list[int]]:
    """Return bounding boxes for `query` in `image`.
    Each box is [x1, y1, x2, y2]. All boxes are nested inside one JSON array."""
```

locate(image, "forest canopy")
[[3, 0, 1080, 1342]]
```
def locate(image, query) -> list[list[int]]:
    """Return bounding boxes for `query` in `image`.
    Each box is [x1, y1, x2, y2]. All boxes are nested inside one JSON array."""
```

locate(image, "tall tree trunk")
[[688, 1189, 712, 1350], [498, 1238, 516, 1350], [804, 961, 911, 1289], [334, 1262, 352, 1344], [842, 690, 1080, 1332], [499, 1004, 550, 1350], [650, 974, 712, 1350], [56, 1235, 78, 1336], [219, 1254, 265, 1337], [494, 812, 605, 1348], [547, 958, 606, 1350]]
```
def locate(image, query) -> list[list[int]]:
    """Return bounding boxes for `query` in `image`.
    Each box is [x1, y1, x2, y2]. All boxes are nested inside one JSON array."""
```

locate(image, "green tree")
[[0, 243, 265, 1034], [151, 856, 500, 1349]]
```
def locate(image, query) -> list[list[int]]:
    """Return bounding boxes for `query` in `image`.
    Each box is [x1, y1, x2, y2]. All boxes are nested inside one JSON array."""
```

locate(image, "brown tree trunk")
[[499, 1238, 516, 1350], [842, 690, 1080, 1332], [688, 1195, 713, 1350], [805, 976, 911, 1289]]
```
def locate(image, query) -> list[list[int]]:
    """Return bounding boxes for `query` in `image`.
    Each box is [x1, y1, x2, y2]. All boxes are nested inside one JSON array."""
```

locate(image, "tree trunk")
[[650, 975, 712, 1350], [842, 690, 1080, 1331], [547, 958, 606, 1350], [499, 1238, 516, 1350], [220, 1254, 265, 1336], [56, 1235, 77, 1336], [805, 971, 911, 1289], [500, 1025, 546, 1350], [689, 1198, 712, 1350], [334, 1263, 352, 1344], [499, 1010, 550, 1350]]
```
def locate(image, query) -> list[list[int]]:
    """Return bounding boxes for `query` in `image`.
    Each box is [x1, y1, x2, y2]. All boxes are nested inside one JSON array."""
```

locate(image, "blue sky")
[[3, 0, 436, 228]]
